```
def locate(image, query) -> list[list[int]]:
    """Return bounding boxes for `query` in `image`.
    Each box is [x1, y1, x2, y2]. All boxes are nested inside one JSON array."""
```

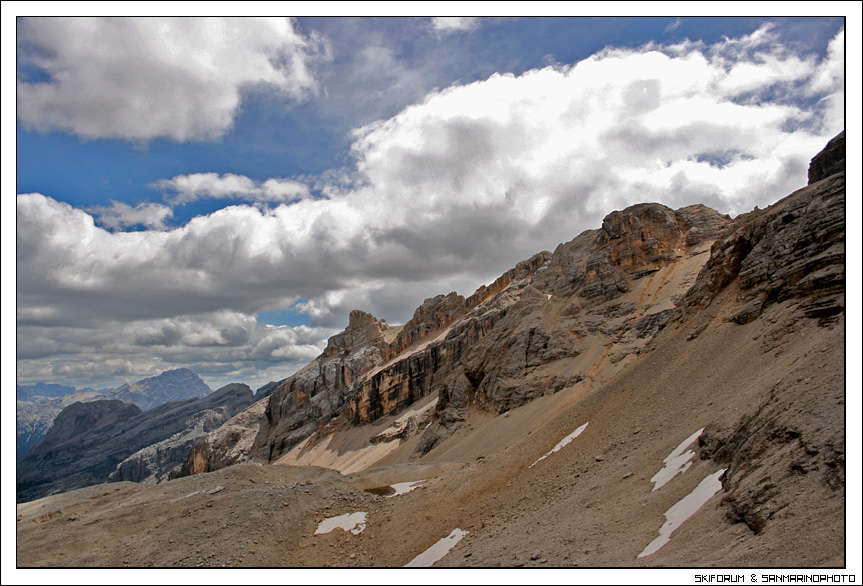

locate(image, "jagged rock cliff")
[[16, 383, 254, 502], [179, 197, 733, 473], [808, 130, 845, 184]]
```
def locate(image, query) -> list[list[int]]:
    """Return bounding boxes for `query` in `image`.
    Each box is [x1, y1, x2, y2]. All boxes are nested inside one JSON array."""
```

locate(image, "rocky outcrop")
[[16, 383, 253, 502], [808, 130, 845, 184], [681, 132, 846, 535], [680, 170, 844, 326], [173, 399, 269, 478]]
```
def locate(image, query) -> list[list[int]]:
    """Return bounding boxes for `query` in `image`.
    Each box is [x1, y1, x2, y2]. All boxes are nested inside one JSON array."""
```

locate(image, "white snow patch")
[[638, 468, 726, 558], [529, 421, 589, 468], [650, 428, 704, 491], [403, 528, 469, 567], [314, 511, 367, 536], [388, 480, 425, 497]]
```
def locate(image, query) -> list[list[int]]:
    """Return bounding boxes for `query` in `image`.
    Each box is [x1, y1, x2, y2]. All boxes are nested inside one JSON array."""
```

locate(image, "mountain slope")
[[178, 201, 732, 475]]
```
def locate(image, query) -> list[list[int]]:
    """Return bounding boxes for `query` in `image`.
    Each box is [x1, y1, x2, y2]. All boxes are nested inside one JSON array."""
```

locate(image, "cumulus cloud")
[[16, 17, 329, 142], [89, 200, 174, 230], [152, 173, 312, 204], [16, 25, 845, 388]]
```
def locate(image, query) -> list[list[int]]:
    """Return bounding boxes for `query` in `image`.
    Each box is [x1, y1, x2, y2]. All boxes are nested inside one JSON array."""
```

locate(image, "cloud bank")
[[16, 25, 845, 389], [16, 17, 329, 142]]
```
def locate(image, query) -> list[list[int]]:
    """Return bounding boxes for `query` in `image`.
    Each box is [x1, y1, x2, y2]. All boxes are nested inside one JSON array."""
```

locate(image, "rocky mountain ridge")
[[178, 197, 733, 476], [99, 367, 213, 411]]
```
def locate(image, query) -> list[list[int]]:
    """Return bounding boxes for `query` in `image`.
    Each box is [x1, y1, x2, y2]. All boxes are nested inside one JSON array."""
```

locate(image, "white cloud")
[[16, 17, 329, 142], [16, 25, 846, 388], [664, 18, 685, 34], [88, 200, 174, 230], [152, 173, 311, 204], [430, 17, 481, 34]]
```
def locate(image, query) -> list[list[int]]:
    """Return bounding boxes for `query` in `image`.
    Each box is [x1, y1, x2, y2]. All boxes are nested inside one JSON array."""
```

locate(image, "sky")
[[7, 9, 858, 394]]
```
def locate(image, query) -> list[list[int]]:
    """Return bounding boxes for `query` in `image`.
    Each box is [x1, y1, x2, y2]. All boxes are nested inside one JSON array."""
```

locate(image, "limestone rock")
[[109, 383, 254, 483]]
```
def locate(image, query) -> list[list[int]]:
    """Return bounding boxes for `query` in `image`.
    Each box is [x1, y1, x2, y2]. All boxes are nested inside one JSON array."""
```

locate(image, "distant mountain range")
[[16, 382, 107, 402], [15, 368, 212, 463], [17, 382, 254, 502]]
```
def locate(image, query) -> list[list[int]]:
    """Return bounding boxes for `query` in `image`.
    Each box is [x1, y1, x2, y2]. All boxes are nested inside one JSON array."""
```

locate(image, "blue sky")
[[8, 10, 856, 392]]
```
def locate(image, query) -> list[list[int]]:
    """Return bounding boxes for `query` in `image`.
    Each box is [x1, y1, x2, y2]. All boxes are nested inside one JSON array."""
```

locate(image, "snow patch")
[[650, 428, 704, 491], [638, 468, 726, 558], [314, 511, 367, 536], [529, 421, 589, 468], [388, 480, 425, 497], [403, 528, 469, 567]]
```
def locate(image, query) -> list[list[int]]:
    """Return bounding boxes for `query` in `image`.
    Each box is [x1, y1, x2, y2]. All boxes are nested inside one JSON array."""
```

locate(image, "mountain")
[[16, 384, 254, 502], [15, 133, 845, 567], [16, 391, 102, 463], [100, 367, 213, 411], [15, 368, 212, 464], [177, 202, 733, 475], [16, 382, 101, 402]]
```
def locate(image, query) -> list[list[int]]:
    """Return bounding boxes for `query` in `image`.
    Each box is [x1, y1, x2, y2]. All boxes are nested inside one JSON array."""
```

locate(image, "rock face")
[[682, 138, 845, 537], [109, 383, 255, 484], [16, 384, 253, 502], [179, 200, 732, 471]]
